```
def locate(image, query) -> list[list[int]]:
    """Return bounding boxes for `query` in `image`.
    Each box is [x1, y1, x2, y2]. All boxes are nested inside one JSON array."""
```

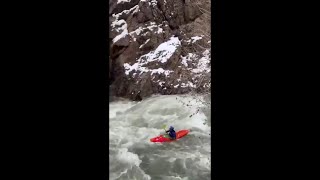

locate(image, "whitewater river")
[[109, 95, 211, 180]]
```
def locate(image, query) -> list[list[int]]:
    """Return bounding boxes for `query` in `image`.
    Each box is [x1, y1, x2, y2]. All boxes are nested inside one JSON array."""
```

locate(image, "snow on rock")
[[124, 36, 180, 76], [111, 19, 126, 31], [137, 36, 180, 64], [111, 5, 140, 43], [181, 53, 197, 67], [129, 22, 164, 36], [185, 36, 204, 44], [150, 0, 157, 7], [109, 0, 212, 98], [169, 48, 211, 89], [158, 81, 165, 86], [191, 49, 211, 74], [180, 81, 196, 88], [150, 36, 181, 63], [112, 5, 139, 20], [139, 39, 150, 48], [117, 0, 131, 4], [181, 58, 188, 67], [157, 27, 163, 34], [129, 26, 144, 36], [191, 36, 203, 43], [112, 21, 128, 43], [150, 68, 172, 76], [145, 22, 164, 34]]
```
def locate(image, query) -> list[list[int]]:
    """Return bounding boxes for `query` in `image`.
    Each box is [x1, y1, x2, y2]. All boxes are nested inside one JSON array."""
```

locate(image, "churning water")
[[109, 95, 211, 180]]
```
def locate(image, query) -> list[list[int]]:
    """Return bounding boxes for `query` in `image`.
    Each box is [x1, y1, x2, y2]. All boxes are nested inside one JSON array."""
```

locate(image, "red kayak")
[[150, 130, 189, 143]]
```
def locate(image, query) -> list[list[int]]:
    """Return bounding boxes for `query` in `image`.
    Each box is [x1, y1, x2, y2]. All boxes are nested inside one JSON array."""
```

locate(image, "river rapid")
[[109, 95, 211, 180]]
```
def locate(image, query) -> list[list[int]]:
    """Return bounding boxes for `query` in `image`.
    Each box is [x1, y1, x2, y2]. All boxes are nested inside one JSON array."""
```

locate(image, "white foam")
[[117, 148, 142, 166], [109, 100, 136, 118]]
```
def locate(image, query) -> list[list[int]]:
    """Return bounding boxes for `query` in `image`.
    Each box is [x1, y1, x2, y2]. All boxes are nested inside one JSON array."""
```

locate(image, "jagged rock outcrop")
[[109, 0, 211, 100]]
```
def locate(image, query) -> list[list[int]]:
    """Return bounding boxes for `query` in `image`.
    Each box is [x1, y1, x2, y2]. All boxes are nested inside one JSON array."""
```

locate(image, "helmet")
[[169, 126, 174, 130]]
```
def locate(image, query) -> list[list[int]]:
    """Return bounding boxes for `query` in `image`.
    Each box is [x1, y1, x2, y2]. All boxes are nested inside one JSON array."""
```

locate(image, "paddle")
[[162, 125, 167, 131], [162, 125, 169, 138]]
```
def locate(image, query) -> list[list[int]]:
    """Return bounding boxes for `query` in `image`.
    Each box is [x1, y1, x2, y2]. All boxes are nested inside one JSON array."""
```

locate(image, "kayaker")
[[166, 126, 176, 140]]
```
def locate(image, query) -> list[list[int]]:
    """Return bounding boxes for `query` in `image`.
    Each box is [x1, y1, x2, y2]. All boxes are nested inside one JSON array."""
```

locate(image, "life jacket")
[[168, 129, 176, 138]]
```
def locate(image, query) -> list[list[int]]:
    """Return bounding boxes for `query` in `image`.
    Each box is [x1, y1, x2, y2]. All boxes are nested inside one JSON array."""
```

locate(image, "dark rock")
[[110, 0, 140, 15], [133, 90, 142, 101], [184, 1, 202, 22], [118, 40, 140, 64], [109, 0, 211, 99], [136, 1, 153, 23]]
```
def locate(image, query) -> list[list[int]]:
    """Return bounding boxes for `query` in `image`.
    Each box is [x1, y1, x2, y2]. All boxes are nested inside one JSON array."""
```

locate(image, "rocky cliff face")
[[109, 0, 211, 100]]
